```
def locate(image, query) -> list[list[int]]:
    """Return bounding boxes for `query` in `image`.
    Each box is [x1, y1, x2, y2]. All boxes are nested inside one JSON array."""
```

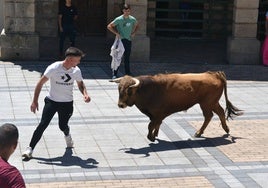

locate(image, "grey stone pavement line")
[[0, 60, 268, 187]]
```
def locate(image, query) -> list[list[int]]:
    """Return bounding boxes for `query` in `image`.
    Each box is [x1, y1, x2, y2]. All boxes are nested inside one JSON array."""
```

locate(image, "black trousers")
[[59, 25, 76, 55], [29, 97, 73, 149], [121, 39, 132, 75]]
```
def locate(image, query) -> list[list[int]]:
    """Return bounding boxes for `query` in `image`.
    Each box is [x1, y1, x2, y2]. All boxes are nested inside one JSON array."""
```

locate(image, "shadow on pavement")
[[31, 148, 98, 169], [4, 36, 268, 81], [7, 59, 268, 82], [122, 135, 243, 157]]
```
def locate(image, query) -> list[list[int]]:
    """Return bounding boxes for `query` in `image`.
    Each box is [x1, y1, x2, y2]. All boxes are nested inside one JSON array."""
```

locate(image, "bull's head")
[[110, 76, 140, 108]]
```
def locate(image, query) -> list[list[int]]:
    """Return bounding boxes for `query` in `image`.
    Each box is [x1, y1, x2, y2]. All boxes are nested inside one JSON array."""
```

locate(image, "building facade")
[[0, 0, 264, 64]]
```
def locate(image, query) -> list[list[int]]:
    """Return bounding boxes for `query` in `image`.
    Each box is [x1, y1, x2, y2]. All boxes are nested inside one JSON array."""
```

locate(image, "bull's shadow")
[[122, 135, 243, 157], [32, 148, 98, 169]]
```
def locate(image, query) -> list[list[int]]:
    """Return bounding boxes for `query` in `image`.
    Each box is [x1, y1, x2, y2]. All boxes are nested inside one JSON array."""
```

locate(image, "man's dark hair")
[[122, 3, 131, 10], [65, 47, 85, 57], [0, 123, 18, 149]]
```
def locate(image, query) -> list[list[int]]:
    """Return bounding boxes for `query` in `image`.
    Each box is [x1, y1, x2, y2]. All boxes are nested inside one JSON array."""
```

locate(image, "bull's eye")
[[119, 93, 123, 98], [127, 88, 132, 96]]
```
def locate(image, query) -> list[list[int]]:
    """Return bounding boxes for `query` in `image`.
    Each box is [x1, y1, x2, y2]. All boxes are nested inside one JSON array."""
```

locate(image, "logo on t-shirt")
[[61, 73, 71, 82], [123, 22, 131, 27]]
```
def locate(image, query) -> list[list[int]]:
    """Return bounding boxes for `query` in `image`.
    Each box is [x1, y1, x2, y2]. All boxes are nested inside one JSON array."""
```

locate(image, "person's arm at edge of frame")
[[77, 80, 91, 103], [107, 22, 120, 38], [30, 76, 49, 113]]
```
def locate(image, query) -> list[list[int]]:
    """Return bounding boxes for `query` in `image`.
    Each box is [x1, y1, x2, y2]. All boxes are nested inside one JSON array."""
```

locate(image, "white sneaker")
[[65, 134, 74, 148], [22, 146, 33, 159]]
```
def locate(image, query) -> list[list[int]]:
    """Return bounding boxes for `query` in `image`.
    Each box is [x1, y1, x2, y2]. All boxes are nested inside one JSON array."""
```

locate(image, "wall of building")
[[0, 0, 39, 60], [36, 0, 58, 37], [0, 0, 4, 33], [0, 0, 261, 64]]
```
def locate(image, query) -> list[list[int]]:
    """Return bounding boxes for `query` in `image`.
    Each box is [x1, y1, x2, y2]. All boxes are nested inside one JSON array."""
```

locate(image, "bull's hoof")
[[223, 126, 230, 134], [194, 132, 202, 137], [147, 134, 155, 142]]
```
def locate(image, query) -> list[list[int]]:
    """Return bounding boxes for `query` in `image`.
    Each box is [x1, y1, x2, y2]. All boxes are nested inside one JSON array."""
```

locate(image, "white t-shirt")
[[44, 61, 83, 102]]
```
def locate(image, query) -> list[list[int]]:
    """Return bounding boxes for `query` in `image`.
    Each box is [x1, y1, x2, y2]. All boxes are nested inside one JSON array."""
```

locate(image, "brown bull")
[[110, 71, 243, 142]]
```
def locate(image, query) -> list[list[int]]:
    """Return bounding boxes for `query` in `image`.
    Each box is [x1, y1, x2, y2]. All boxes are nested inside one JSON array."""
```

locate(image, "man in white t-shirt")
[[22, 47, 91, 159]]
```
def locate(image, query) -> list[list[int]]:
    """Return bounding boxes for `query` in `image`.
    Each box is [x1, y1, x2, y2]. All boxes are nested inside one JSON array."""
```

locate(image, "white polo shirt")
[[44, 61, 83, 102]]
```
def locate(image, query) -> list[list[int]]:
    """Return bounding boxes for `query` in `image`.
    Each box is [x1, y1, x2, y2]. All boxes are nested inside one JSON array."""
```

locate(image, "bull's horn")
[[130, 78, 140, 88], [109, 77, 122, 83]]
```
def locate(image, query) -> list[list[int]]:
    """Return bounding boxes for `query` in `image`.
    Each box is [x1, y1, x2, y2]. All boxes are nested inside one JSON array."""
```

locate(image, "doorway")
[[257, 0, 268, 41], [59, 0, 107, 36], [75, 0, 107, 36], [148, 0, 233, 40]]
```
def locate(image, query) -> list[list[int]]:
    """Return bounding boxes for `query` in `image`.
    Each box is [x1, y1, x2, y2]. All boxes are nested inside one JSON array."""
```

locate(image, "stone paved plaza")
[[0, 60, 268, 187]]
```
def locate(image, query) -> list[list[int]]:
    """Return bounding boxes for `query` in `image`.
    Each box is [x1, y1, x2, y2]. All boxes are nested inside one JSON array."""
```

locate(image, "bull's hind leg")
[[195, 106, 213, 137], [153, 121, 162, 138], [147, 119, 162, 142], [213, 102, 229, 134]]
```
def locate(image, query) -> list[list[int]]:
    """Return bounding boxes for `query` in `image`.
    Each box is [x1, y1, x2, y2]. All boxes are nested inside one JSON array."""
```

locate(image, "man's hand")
[[30, 101, 39, 113], [84, 95, 91, 103], [131, 32, 136, 38], [116, 33, 121, 39]]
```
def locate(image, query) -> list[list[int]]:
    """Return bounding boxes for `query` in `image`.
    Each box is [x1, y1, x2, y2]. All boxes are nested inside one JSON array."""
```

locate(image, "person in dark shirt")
[[0, 123, 26, 188], [58, 0, 78, 57]]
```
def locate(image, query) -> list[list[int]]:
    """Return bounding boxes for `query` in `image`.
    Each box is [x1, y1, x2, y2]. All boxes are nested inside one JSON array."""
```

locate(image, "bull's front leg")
[[147, 119, 162, 142]]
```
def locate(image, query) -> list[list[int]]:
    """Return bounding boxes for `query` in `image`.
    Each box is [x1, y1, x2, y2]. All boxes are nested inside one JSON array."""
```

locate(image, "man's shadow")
[[121, 134, 243, 157], [32, 148, 98, 169]]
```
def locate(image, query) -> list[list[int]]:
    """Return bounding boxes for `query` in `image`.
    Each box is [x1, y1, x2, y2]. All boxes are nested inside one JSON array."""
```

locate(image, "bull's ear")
[[109, 77, 122, 83]]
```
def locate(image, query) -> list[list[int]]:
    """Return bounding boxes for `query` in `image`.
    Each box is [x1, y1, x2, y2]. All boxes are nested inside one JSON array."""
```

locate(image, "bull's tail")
[[216, 71, 243, 120]]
